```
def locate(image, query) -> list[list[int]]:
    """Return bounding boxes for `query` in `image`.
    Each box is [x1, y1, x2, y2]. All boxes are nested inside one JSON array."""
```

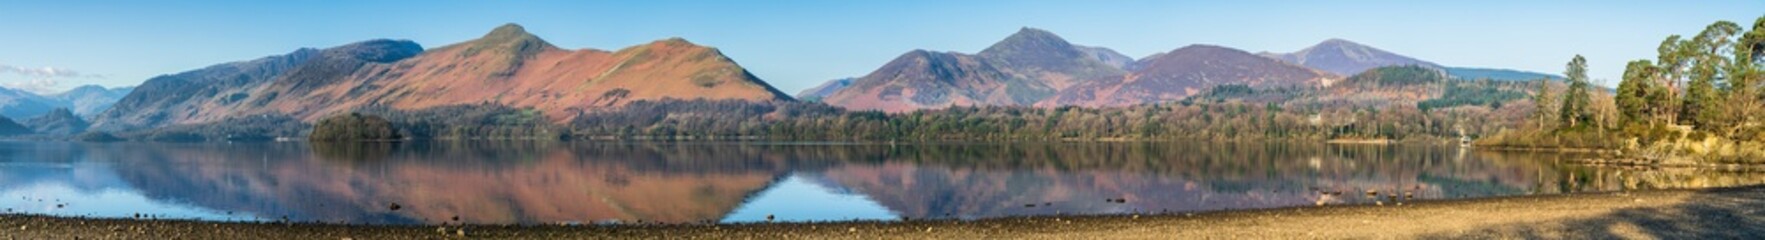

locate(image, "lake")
[[1, 141, 1759, 225]]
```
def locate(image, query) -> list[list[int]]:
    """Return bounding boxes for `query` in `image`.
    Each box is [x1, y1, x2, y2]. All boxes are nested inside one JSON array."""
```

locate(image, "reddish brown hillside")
[[129, 23, 790, 127]]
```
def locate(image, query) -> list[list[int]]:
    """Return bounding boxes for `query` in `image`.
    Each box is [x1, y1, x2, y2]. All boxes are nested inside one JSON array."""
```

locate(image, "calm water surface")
[[1, 141, 1760, 225]]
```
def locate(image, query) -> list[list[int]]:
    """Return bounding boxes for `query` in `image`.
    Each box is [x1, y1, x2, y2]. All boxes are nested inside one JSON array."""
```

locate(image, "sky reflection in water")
[[0, 141, 1758, 225]]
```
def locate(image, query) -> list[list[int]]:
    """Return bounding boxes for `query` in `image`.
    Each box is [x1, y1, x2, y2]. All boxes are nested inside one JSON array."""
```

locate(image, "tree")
[[1559, 55, 1593, 129], [1720, 16, 1765, 137], [1617, 60, 1657, 126], [1530, 77, 1557, 130], [1656, 35, 1687, 124], [1681, 21, 1742, 130], [310, 113, 403, 142]]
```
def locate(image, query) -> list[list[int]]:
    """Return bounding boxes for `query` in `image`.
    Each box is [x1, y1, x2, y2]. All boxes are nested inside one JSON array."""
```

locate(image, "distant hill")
[[0, 84, 132, 120], [92, 23, 792, 131], [823, 27, 1130, 112], [0, 116, 31, 136], [1039, 45, 1334, 107], [0, 87, 57, 120], [1262, 39, 1562, 83], [47, 85, 133, 118], [795, 77, 853, 101], [1444, 67, 1563, 81], [23, 108, 88, 136], [1259, 39, 1442, 76]]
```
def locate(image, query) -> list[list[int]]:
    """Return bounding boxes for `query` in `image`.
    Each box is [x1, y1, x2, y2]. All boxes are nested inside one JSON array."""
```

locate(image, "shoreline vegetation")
[[1476, 17, 1765, 165], [5, 185, 1763, 239]]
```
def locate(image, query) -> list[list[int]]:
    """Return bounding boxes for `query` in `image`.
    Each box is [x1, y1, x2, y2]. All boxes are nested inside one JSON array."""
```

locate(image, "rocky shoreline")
[[5, 185, 1764, 239]]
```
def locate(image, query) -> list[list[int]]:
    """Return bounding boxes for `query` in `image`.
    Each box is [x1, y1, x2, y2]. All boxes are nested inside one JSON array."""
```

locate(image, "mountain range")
[[1040, 45, 1333, 107], [1258, 39, 1561, 81], [0, 85, 133, 120], [810, 31, 1562, 111], [68, 24, 1565, 134], [819, 28, 1132, 112], [91, 24, 790, 131]]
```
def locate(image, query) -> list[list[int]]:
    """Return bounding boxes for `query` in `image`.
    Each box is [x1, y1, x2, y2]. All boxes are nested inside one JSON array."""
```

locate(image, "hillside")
[[92, 23, 791, 131], [0, 116, 31, 136], [821, 50, 1039, 112], [0, 87, 56, 120], [1039, 45, 1334, 107], [0, 85, 133, 121], [23, 108, 88, 136], [795, 77, 853, 101], [91, 46, 323, 131], [1444, 67, 1563, 81], [48, 85, 134, 118], [822, 27, 1130, 112]]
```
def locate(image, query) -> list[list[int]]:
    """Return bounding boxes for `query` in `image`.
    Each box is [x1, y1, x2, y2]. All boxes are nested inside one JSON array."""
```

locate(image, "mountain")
[[0, 87, 57, 120], [1077, 46, 1135, 70], [0, 85, 133, 121], [92, 23, 791, 131], [796, 77, 854, 101], [1260, 39, 1442, 76], [1444, 67, 1563, 81], [821, 50, 1039, 112], [1039, 45, 1335, 107], [23, 108, 88, 136], [0, 116, 31, 136], [975, 27, 1128, 89], [47, 85, 133, 117], [823, 27, 1129, 112], [91, 46, 322, 131]]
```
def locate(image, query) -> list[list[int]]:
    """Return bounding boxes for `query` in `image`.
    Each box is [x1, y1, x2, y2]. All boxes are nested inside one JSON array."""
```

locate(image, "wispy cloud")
[[0, 64, 105, 79], [0, 64, 105, 94], [1, 78, 62, 94]]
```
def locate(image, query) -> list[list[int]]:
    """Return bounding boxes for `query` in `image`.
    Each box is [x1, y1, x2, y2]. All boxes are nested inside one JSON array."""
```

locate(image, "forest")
[[1480, 16, 1765, 164]]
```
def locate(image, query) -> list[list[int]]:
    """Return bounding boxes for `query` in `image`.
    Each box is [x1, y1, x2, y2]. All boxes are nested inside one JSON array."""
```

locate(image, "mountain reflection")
[[0, 141, 1760, 225]]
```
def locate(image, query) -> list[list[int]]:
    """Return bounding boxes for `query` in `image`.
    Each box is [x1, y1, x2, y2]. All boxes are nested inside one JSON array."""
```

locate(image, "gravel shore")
[[5, 185, 1764, 239]]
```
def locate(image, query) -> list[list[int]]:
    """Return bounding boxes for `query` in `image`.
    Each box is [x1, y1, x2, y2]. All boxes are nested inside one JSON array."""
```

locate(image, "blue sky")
[[0, 0, 1759, 94]]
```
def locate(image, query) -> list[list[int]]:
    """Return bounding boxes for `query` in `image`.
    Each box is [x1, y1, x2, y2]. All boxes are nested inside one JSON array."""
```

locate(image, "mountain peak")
[[465, 23, 555, 54], [1012, 27, 1058, 39], [454, 23, 558, 67], [1319, 38, 1358, 45], [981, 27, 1073, 56], [1268, 38, 1441, 75], [484, 23, 532, 39]]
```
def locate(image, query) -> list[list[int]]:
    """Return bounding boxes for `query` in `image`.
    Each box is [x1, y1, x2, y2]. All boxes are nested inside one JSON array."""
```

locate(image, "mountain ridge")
[[91, 23, 792, 131]]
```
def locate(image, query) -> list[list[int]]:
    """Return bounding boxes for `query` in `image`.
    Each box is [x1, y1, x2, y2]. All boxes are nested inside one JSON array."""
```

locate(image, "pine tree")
[[1681, 21, 1741, 130], [1617, 60, 1656, 126], [1531, 77, 1557, 130], [1559, 55, 1592, 129]]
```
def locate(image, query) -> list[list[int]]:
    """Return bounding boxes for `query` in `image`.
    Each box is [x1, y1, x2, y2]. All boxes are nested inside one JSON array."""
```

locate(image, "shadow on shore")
[[1427, 185, 1765, 239]]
